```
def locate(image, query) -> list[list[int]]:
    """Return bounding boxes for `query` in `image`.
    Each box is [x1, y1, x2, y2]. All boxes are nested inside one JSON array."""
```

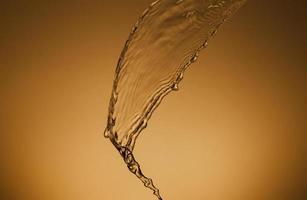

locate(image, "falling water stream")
[[104, 0, 246, 199]]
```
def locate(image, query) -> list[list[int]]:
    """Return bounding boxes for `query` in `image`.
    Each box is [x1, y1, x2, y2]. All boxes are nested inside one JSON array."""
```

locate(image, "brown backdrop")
[[1, 0, 306, 199]]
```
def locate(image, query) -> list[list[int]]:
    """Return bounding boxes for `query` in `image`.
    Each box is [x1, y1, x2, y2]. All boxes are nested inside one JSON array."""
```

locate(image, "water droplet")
[[202, 41, 209, 49], [172, 83, 179, 91], [190, 52, 199, 63], [104, 129, 110, 138], [178, 72, 184, 81]]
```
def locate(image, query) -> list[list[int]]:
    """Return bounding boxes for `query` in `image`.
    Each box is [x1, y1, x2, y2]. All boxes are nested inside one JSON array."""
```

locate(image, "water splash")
[[104, 0, 246, 199]]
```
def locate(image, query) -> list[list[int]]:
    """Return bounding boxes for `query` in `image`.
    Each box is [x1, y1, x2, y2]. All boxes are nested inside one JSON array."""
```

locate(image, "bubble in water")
[[104, 0, 247, 199]]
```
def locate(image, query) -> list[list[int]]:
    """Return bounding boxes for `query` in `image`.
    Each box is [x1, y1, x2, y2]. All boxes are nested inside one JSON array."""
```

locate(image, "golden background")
[[1, 0, 306, 199]]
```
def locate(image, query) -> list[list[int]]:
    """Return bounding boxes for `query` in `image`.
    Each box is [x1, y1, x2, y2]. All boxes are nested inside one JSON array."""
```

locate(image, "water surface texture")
[[104, 0, 246, 199]]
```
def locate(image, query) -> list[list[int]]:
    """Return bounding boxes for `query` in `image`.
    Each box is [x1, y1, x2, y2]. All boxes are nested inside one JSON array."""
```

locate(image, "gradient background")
[[1, 0, 306, 200]]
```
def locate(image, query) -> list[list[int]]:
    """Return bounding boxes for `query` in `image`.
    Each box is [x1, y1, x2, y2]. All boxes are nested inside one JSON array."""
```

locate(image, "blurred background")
[[1, 0, 306, 200]]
